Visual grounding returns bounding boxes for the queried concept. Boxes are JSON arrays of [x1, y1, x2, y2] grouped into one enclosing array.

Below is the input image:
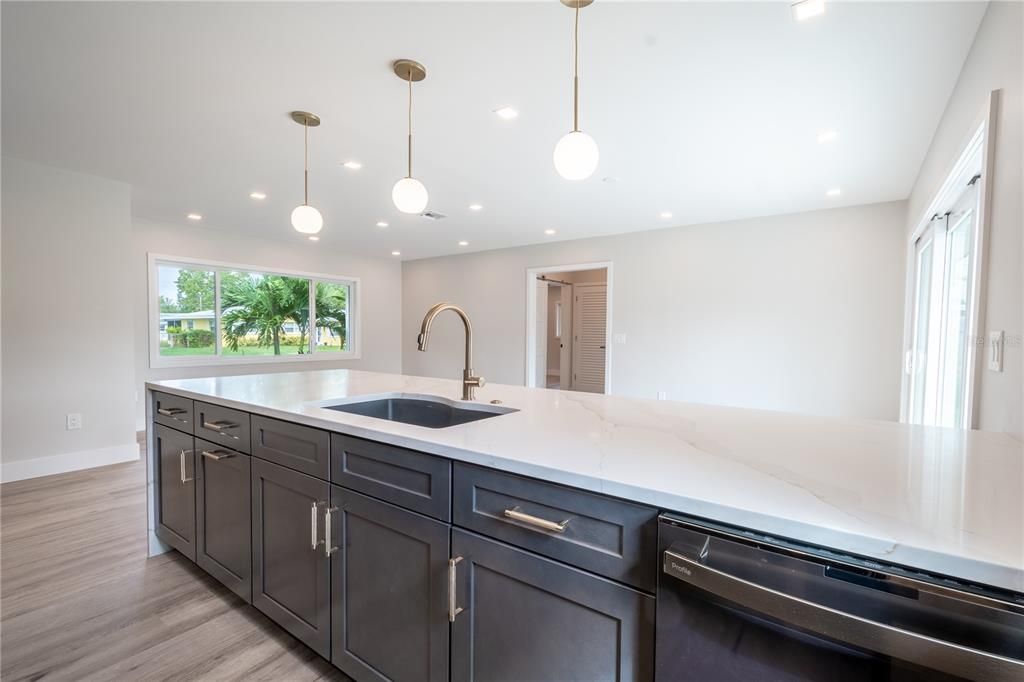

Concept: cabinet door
[[196, 439, 251, 602], [451, 529, 654, 682], [155, 424, 196, 561], [251, 458, 330, 658], [330, 486, 450, 682]]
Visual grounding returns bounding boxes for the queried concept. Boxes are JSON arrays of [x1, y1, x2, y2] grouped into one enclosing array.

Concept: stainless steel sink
[[320, 393, 517, 429]]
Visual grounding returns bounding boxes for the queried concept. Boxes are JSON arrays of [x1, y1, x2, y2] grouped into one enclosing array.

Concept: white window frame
[[148, 253, 361, 369], [899, 91, 997, 428]]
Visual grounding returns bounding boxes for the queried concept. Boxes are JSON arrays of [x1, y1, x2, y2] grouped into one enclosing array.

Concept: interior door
[[559, 284, 573, 389], [535, 280, 548, 387], [571, 282, 607, 393]]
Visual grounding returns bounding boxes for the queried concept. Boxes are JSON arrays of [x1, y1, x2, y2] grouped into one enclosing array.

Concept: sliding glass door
[[906, 180, 979, 428]]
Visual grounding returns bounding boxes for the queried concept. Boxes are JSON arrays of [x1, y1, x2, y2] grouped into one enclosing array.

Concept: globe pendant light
[[290, 111, 323, 234], [553, 0, 599, 180], [392, 59, 429, 214]]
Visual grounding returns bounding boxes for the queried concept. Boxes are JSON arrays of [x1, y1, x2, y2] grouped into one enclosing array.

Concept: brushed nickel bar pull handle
[[179, 450, 193, 483], [324, 506, 339, 557], [202, 420, 240, 438], [448, 556, 464, 622], [158, 407, 186, 416], [310, 501, 321, 551], [503, 506, 570, 533], [201, 449, 235, 461], [662, 549, 1024, 680]]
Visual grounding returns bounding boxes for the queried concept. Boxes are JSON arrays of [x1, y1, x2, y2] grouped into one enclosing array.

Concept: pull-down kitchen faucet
[[416, 303, 485, 401]]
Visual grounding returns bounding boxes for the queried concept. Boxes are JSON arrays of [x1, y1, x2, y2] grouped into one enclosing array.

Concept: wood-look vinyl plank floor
[[1, 446, 346, 681]]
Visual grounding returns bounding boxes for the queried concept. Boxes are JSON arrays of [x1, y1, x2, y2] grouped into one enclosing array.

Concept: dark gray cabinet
[[252, 416, 330, 479], [196, 439, 251, 602], [251, 458, 331, 658], [155, 423, 196, 561], [331, 434, 451, 522], [330, 486, 450, 682], [451, 529, 655, 682]]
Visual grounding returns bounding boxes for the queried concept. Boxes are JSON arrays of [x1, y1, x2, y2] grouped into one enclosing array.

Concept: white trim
[[525, 261, 613, 393], [899, 91, 996, 428], [0, 442, 139, 483], [148, 252, 362, 369]]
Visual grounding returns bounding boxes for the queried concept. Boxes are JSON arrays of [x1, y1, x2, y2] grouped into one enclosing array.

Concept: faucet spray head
[[416, 331, 429, 351]]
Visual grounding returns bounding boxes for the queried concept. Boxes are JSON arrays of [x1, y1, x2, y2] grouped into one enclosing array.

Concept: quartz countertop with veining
[[148, 369, 1024, 593]]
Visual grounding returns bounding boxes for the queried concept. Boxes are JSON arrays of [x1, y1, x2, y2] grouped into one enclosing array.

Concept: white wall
[[133, 219, 403, 428], [907, 1, 1022, 438], [403, 201, 907, 421], [1, 158, 138, 481]]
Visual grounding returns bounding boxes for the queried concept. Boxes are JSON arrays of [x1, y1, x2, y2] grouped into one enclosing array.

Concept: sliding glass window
[[151, 256, 358, 367]]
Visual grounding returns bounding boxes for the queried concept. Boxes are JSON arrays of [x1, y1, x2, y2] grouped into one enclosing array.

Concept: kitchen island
[[145, 369, 1023, 680]]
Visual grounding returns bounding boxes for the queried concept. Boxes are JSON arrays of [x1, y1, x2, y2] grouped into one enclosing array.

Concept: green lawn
[[160, 345, 347, 358]]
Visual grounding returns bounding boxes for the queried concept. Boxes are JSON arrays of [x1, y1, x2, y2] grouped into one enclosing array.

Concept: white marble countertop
[[148, 369, 1024, 594]]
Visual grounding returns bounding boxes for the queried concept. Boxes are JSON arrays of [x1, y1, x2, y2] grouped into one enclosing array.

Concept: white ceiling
[[2, 1, 985, 260]]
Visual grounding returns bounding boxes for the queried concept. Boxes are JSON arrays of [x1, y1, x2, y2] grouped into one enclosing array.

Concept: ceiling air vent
[[420, 210, 446, 221]]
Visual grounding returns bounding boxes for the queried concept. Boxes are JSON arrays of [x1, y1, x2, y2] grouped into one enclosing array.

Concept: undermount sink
[[321, 393, 517, 429]]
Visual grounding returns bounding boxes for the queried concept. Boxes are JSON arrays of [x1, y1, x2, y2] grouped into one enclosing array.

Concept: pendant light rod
[[573, 2, 579, 132], [392, 60, 427, 180], [289, 111, 320, 206], [561, 0, 592, 131], [408, 73, 413, 178]]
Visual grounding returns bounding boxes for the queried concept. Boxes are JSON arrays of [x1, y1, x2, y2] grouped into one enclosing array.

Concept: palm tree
[[221, 274, 309, 354], [315, 282, 348, 350]]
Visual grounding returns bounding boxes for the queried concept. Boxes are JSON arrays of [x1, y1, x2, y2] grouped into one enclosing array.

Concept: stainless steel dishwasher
[[656, 514, 1024, 681]]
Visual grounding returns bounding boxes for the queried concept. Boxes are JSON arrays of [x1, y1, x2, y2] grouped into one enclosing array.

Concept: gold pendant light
[[391, 59, 429, 214], [289, 111, 323, 234], [553, 0, 599, 180]]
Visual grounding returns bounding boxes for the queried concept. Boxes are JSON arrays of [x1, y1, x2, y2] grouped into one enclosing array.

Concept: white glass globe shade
[[553, 131, 599, 180], [392, 177, 429, 214], [291, 204, 323, 234]]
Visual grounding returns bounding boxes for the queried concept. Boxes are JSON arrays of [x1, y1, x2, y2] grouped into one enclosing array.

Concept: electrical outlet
[[66, 413, 82, 430], [657, 391, 668, 400]]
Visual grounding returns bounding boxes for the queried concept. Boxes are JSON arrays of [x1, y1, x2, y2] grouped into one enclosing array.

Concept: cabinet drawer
[[153, 391, 194, 433], [251, 416, 329, 479], [331, 434, 451, 522], [453, 463, 658, 592], [195, 401, 251, 453]]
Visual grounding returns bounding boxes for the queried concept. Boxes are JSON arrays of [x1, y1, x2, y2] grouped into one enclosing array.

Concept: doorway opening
[[525, 262, 611, 393]]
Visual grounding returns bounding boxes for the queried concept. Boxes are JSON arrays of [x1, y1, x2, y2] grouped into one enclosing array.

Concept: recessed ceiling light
[[791, 0, 825, 22], [186, 213, 202, 221], [493, 106, 519, 120], [376, 221, 389, 228], [826, 188, 842, 197], [817, 129, 838, 144], [391, 250, 401, 256], [659, 211, 673, 219], [249, 191, 267, 200], [544, 229, 557, 236], [458, 240, 469, 247], [308, 236, 320, 241], [342, 161, 362, 170], [468, 204, 483, 211]]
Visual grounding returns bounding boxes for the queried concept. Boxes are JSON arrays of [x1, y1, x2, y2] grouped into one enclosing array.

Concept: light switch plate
[[613, 333, 627, 344], [66, 413, 82, 430], [988, 331, 1004, 372]]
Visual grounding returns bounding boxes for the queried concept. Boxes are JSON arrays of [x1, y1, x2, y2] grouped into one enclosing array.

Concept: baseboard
[[1, 442, 140, 483]]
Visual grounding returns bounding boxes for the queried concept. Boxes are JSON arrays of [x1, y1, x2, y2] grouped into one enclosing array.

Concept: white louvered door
[[571, 283, 607, 393]]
